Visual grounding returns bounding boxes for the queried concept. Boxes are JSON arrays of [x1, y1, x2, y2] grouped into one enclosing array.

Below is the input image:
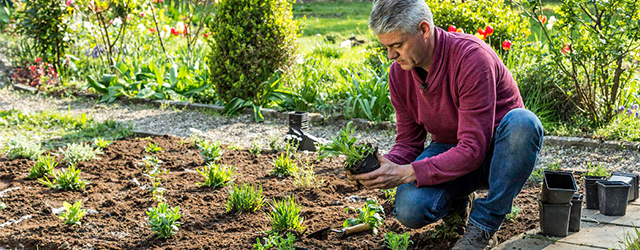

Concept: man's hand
[[352, 154, 416, 189]]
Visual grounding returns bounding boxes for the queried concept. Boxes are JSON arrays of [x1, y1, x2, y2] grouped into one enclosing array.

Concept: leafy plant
[[145, 142, 163, 153], [146, 202, 182, 239], [249, 139, 262, 157], [269, 135, 283, 152], [196, 163, 235, 189], [615, 224, 640, 250], [382, 188, 397, 203], [318, 121, 375, 170], [431, 216, 460, 239], [384, 232, 413, 250], [143, 161, 169, 202], [38, 164, 90, 190], [344, 198, 385, 235], [529, 159, 562, 183], [268, 195, 305, 233], [584, 163, 610, 177], [505, 205, 522, 222], [199, 140, 222, 162], [140, 155, 163, 170], [62, 142, 102, 164], [226, 183, 265, 214], [0, 201, 6, 210], [254, 232, 297, 250], [293, 159, 322, 190], [271, 152, 298, 178], [337, 63, 394, 122], [58, 201, 87, 226], [227, 143, 244, 151], [28, 153, 58, 179], [93, 138, 112, 149], [3, 136, 42, 160]]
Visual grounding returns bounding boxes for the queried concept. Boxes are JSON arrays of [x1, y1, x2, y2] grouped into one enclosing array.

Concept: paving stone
[[493, 235, 601, 250], [558, 222, 633, 249], [581, 205, 640, 226]]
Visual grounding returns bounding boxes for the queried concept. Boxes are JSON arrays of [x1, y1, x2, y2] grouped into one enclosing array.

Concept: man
[[353, 0, 544, 249]]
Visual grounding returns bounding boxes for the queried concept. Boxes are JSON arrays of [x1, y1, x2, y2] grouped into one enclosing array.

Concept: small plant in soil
[[62, 142, 102, 164], [226, 183, 265, 214], [254, 232, 297, 250], [38, 164, 90, 190], [59, 201, 87, 226], [271, 152, 299, 178], [529, 159, 562, 183], [268, 195, 305, 234], [140, 155, 163, 170], [200, 140, 222, 162], [293, 158, 323, 190], [384, 232, 413, 250], [93, 137, 112, 149], [146, 202, 182, 239], [3, 136, 42, 160], [269, 135, 283, 152], [318, 121, 376, 172], [196, 162, 235, 189], [505, 205, 522, 222], [249, 139, 262, 157], [0, 201, 6, 210], [144, 142, 163, 153], [28, 153, 58, 179], [227, 143, 244, 151], [431, 216, 460, 239], [583, 162, 610, 178], [344, 198, 385, 235], [382, 188, 397, 203], [284, 141, 299, 157], [143, 164, 169, 202]]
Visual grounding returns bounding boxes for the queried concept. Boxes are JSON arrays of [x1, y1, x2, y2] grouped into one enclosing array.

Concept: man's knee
[[394, 184, 440, 229], [501, 108, 544, 146]]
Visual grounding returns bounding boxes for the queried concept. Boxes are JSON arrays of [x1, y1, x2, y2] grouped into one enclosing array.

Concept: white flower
[[546, 16, 557, 30], [112, 17, 122, 27], [340, 40, 351, 49], [137, 23, 146, 33], [176, 21, 185, 34]]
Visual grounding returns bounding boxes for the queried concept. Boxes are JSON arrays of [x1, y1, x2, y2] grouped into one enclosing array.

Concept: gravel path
[[1, 88, 639, 175]]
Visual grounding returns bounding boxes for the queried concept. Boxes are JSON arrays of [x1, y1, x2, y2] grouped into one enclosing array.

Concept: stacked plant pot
[[597, 181, 631, 216], [584, 175, 607, 209], [539, 171, 578, 237]]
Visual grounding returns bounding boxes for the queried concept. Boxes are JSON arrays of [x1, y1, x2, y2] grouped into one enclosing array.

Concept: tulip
[[204, 33, 209, 38], [149, 28, 156, 34], [561, 43, 571, 54], [477, 28, 485, 36], [474, 33, 486, 40], [176, 22, 185, 34], [456, 28, 464, 33], [65, 0, 73, 6], [538, 15, 547, 24], [502, 40, 512, 50], [448, 25, 457, 32], [485, 25, 494, 36], [170, 27, 178, 36]]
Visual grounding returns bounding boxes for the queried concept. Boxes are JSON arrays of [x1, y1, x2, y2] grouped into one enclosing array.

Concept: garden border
[[8, 84, 640, 152]]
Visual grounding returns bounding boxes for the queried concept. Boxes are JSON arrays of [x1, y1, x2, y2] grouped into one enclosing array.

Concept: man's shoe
[[452, 224, 498, 250], [442, 192, 476, 232]]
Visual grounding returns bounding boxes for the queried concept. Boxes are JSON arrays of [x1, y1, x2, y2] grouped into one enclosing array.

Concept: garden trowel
[[306, 223, 371, 240]]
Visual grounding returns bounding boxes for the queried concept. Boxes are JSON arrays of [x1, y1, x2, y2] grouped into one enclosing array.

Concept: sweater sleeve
[[411, 48, 497, 186], [383, 65, 428, 165]]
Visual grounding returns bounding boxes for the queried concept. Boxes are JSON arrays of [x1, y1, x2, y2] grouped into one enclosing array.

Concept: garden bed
[[0, 135, 539, 249]]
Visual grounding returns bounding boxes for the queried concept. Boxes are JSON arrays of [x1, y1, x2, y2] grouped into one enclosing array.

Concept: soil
[[0, 135, 541, 250]]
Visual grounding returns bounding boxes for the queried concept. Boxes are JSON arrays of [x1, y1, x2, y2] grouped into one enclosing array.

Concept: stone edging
[[8, 84, 640, 152]]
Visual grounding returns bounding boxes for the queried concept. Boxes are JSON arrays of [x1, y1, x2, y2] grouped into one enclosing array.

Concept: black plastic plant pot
[[288, 111, 309, 131], [569, 193, 583, 232], [610, 172, 639, 202], [584, 175, 607, 209], [597, 181, 631, 216], [541, 171, 578, 204], [348, 151, 380, 175], [538, 199, 572, 237]]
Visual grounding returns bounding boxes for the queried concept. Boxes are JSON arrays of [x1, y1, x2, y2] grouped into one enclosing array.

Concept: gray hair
[[370, 0, 435, 35]]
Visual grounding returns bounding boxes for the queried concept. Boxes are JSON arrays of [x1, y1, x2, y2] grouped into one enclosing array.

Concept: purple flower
[[636, 111, 639, 119], [632, 104, 639, 110], [627, 108, 634, 115], [619, 106, 626, 111]]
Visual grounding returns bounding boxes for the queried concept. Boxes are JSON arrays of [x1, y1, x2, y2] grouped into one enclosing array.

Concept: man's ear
[[419, 21, 431, 40]]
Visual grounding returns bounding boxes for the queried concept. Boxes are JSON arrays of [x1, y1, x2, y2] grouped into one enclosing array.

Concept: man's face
[[377, 28, 430, 71]]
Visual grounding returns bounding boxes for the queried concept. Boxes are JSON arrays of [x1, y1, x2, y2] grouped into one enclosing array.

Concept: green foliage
[[281, 56, 332, 112], [15, 0, 70, 69], [0, 200, 5, 210], [584, 163, 610, 178], [250, 139, 263, 156], [293, 158, 322, 190], [0, 1, 11, 32], [614, 225, 640, 250], [145, 142, 163, 153], [529, 159, 562, 183], [143, 160, 169, 202], [227, 143, 244, 151], [28, 153, 58, 179], [271, 152, 299, 178], [62, 142, 102, 164], [505, 205, 522, 222], [427, 0, 529, 50], [93, 138, 112, 149], [311, 44, 344, 59], [3, 136, 42, 160], [382, 188, 397, 203], [38, 164, 90, 190], [58, 201, 87, 226], [268, 195, 305, 233], [226, 183, 265, 214], [140, 155, 163, 170], [344, 198, 385, 235], [199, 140, 222, 162], [269, 135, 283, 152], [254, 232, 297, 250], [336, 62, 394, 122], [595, 111, 640, 142], [384, 232, 413, 250], [209, 0, 300, 103], [146, 202, 182, 239], [196, 163, 235, 189], [318, 121, 375, 170]]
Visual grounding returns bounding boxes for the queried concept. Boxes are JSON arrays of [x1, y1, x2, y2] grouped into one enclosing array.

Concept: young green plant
[[28, 153, 58, 179], [268, 195, 305, 234], [145, 142, 163, 153], [3, 136, 43, 160], [271, 152, 298, 178], [344, 198, 385, 235], [293, 158, 323, 189], [318, 121, 375, 171], [226, 183, 265, 214], [58, 201, 87, 226], [254, 232, 297, 250], [146, 202, 182, 239], [196, 163, 235, 189], [62, 142, 102, 164], [199, 140, 222, 162], [505, 205, 522, 222], [384, 232, 413, 250], [93, 137, 112, 149], [249, 139, 262, 156], [38, 164, 90, 190], [143, 161, 169, 202]]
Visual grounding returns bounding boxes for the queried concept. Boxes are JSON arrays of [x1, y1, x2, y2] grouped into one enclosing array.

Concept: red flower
[[448, 25, 457, 32], [149, 28, 156, 34], [502, 40, 512, 50], [170, 28, 178, 36], [35, 57, 42, 63], [539, 15, 547, 24], [562, 43, 571, 54], [203, 33, 209, 38], [477, 28, 486, 36], [484, 25, 494, 36]]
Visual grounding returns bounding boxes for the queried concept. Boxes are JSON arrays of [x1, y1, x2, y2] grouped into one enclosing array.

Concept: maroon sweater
[[384, 27, 524, 187]]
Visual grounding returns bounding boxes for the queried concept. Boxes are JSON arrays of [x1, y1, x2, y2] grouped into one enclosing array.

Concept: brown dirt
[[0, 135, 541, 250]]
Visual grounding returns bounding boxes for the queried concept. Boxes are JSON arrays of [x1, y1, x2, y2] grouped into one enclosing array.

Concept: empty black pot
[[597, 181, 631, 216], [538, 199, 572, 237], [349, 151, 380, 175], [541, 171, 577, 204], [610, 172, 639, 202], [584, 175, 607, 209], [569, 193, 583, 232]]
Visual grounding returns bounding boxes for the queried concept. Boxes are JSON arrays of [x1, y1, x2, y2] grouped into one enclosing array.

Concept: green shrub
[[384, 232, 413, 250], [62, 143, 102, 163], [344, 198, 385, 235], [226, 183, 265, 214], [427, 0, 529, 50], [59, 201, 87, 226], [254, 232, 297, 250], [146, 203, 182, 239], [209, 0, 300, 103], [3, 137, 42, 160], [28, 153, 58, 179], [196, 163, 235, 189], [268, 195, 305, 233], [38, 164, 90, 190]]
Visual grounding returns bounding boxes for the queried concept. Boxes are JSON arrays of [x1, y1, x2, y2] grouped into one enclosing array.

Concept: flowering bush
[[12, 58, 60, 88]]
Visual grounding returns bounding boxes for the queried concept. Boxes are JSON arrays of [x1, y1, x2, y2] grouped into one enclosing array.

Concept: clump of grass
[[293, 159, 322, 189], [249, 139, 262, 156], [254, 232, 297, 250], [384, 232, 413, 250], [615, 225, 640, 250], [344, 198, 384, 235], [271, 152, 298, 177], [226, 183, 265, 214], [505, 205, 522, 222], [93, 137, 112, 149], [38, 164, 90, 190], [59, 201, 87, 226], [269, 135, 283, 152], [196, 163, 235, 189], [145, 142, 163, 153], [62, 143, 102, 164], [268, 195, 305, 233], [199, 140, 222, 162], [3, 137, 43, 160], [147, 202, 182, 239], [28, 153, 58, 179]]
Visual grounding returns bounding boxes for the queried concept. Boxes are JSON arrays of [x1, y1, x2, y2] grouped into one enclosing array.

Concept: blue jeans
[[393, 108, 544, 233]]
